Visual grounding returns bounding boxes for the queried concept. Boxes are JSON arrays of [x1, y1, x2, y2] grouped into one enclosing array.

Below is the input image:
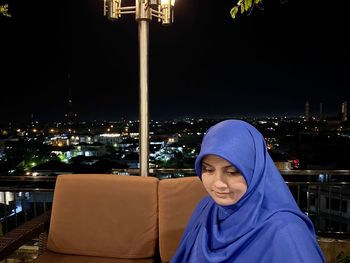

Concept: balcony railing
[[0, 189, 53, 235], [1, 169, 350, 238]]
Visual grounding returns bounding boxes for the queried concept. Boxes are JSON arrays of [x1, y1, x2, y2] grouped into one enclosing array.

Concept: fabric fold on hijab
[[171, 120, 325, 263]]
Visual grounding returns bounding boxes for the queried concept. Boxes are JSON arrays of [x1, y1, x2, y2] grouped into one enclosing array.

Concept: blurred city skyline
[[1, 0, 349, 122]]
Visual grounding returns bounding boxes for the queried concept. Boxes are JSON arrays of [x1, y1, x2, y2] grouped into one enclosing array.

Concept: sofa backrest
[[47, 174, 159, 259], [158, 177, 208, 262]]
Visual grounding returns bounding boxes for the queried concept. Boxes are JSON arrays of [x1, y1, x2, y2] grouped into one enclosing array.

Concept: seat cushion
[[34, 250, 155, 263], [318, 238, 350, 263], [158, 177, 208, 262], [47, 174, 158, 259]]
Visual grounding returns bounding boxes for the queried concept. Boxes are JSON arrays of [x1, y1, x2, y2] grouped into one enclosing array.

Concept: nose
[[213, 171, 228, 189]]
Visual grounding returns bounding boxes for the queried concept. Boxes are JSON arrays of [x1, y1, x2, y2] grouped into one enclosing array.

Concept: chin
[[212, 197, 236, 206]]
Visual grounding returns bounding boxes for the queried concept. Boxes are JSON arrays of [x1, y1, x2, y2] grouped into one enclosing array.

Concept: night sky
[[1, 0, 349, 122]]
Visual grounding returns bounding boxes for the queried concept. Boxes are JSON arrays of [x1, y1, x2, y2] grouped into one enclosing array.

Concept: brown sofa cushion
[[318, 238, 350, 263], [47, 174, 158, 259], [34, 250, 155, 263], [158, 177, 208, 263]]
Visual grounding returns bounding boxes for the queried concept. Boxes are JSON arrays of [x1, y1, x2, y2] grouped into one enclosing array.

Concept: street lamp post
[[104, 0, 175, 176]]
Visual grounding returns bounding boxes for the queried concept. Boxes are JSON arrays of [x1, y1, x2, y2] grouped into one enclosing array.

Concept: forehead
[[202, 155, 236, 168]]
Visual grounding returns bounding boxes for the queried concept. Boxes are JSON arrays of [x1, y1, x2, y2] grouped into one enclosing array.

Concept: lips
[[214, 192, 230, 198]]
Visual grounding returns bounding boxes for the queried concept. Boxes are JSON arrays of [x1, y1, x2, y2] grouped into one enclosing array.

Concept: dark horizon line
[[1, 113, 346, 125]]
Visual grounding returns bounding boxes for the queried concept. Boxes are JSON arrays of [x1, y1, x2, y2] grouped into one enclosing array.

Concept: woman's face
[[201, 155, 247, 206]]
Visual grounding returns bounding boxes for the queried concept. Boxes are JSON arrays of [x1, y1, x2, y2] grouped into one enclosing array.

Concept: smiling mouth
[[214, 192, 230, 198]]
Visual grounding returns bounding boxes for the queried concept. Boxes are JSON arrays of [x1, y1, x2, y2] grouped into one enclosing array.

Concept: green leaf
[[231, 0, 263, 20], [240, 2, 245, 14], [0, 4, 11, 17], [230, 6, 239, 19], [245, 0, 253, 11]]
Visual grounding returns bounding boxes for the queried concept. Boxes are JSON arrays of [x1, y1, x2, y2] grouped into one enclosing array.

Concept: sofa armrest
[[0, 210, 51, 261]]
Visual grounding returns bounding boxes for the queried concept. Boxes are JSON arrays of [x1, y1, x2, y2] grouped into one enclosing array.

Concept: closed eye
[[227, 170, 239, 175], [202, 165, 214, 173]]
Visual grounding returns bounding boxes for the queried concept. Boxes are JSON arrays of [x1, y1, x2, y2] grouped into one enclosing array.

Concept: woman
[[171, 120, 325, 263]]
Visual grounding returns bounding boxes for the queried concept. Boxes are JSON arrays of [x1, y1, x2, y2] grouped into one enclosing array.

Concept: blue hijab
[[171, 120, 325, 263]]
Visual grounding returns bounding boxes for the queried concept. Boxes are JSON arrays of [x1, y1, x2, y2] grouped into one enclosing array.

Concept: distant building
[[64, 84, 77, 124], [69, 134, 94, 145], [319, 103, 323, 121], [0, 140, 6, 158], [342, 101, 348, 122], [0, 137, 19, 158], [70, 142, 107, 158], [47, 135, 69, 147], [305, 101, 310, 122], [97, 133, 122, 146]]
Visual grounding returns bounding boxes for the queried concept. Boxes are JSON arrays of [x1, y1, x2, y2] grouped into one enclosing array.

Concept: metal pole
[[138, 19, 149, 177]]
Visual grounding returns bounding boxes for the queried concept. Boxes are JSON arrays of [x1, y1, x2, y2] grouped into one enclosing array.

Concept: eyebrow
[[202, 161, 237, 170]]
